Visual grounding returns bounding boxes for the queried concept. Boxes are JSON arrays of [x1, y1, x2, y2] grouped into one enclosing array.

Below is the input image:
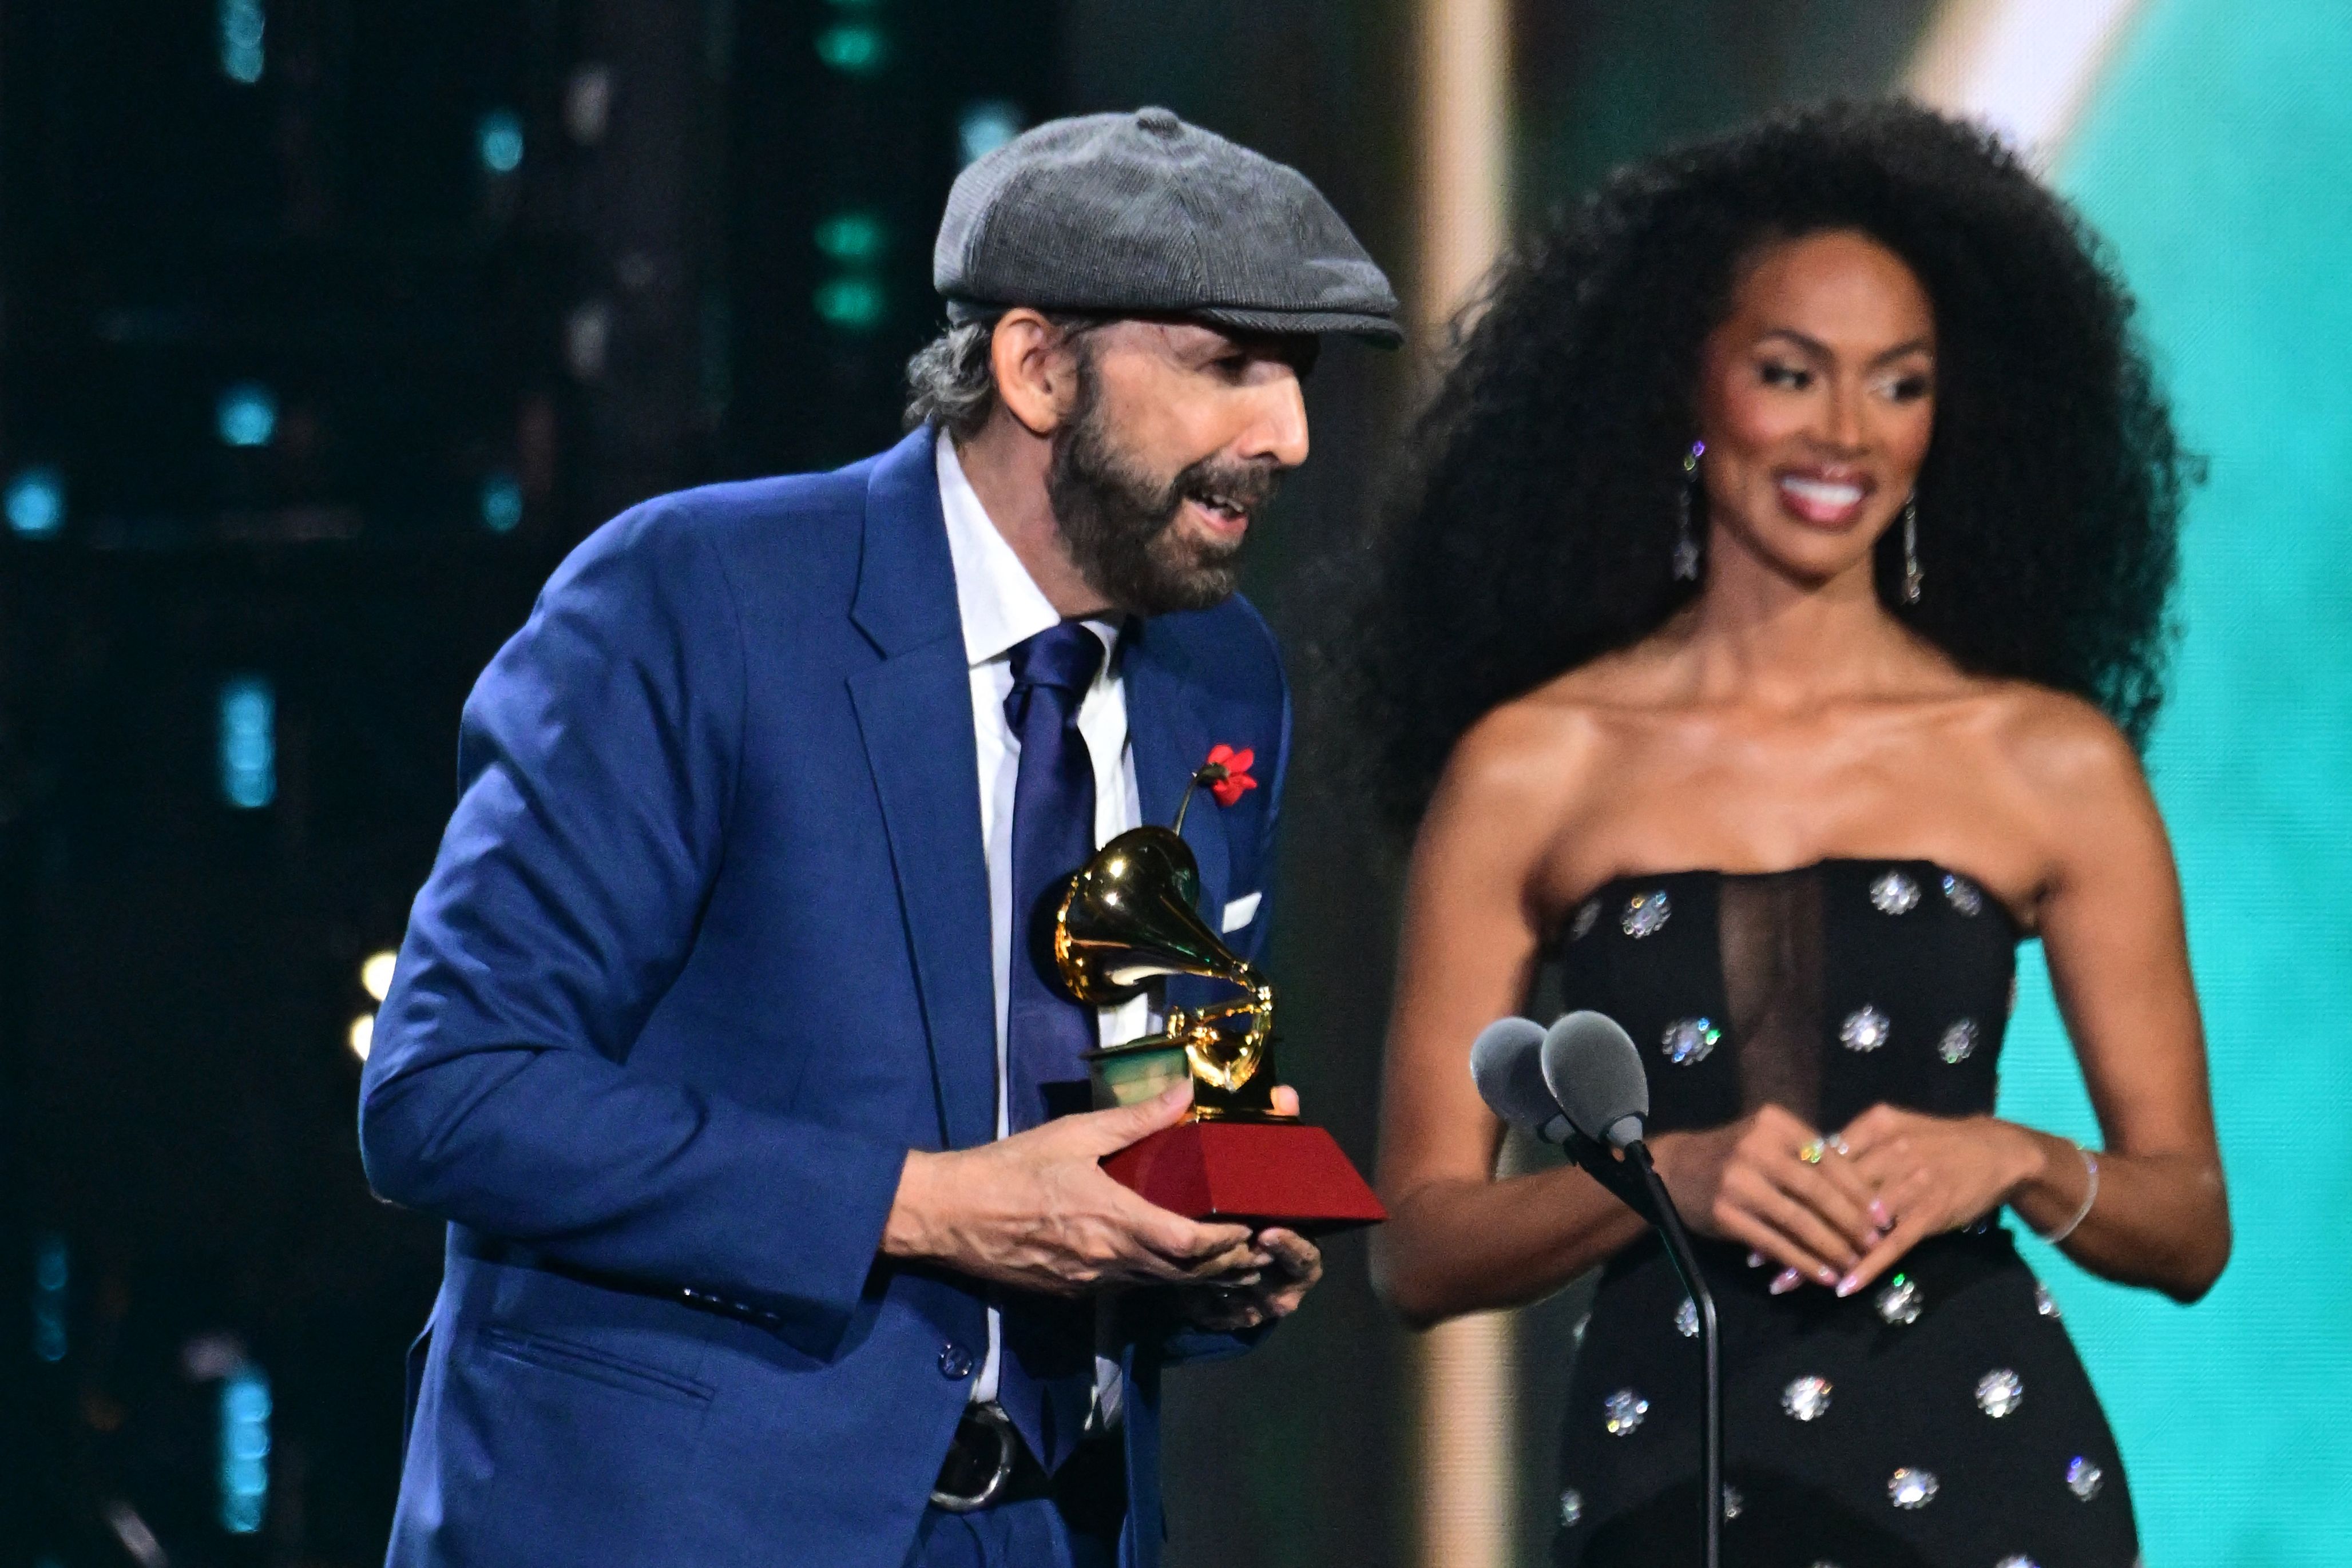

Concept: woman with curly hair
[[1365, 101, 2226, 1566]]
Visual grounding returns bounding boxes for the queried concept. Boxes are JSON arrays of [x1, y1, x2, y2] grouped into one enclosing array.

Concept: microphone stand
[[1565, 1134, 1722, 1568]]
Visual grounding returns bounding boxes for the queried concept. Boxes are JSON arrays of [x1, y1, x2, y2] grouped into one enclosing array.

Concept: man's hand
[[1176, 1226, 1323, 1332], [1171, 1084, 1323, 1331], [881, 1082, 1266, 1296]]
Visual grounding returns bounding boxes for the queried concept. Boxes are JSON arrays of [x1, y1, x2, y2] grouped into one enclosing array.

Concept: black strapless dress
[[1549, 861, 2138, 1568]]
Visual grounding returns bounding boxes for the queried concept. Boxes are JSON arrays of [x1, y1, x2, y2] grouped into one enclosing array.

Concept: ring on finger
[[1797, 1138, 1826, 1165], [1826, 1134, 1851, 1157]]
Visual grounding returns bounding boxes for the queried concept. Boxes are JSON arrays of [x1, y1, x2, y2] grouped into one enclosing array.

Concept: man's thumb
[[1073, 1080, 1193, 1153]]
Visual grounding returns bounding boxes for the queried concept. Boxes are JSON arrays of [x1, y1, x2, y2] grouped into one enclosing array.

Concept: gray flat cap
[[935, 106, 1401, 346]]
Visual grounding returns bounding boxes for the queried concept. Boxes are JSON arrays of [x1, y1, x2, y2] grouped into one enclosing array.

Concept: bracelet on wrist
[[2030, 1144, 2100, 1246]]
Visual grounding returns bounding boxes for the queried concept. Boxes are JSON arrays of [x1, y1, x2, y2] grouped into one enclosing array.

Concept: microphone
[[1538, 1011, 1650, 1152], [1467, 1017, 1570, 1144], [1536, 1009, 1724, 1568], [1528, 1011, 1661, 1223]]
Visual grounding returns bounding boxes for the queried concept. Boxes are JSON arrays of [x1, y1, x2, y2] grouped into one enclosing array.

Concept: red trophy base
[[1101, 1120, 1387, 1234]]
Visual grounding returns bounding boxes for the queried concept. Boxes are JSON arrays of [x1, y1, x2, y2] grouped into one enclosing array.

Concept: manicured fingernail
[[1815, 1265, 1838, 1287], [1836, 1273, 1862, 1297], [1865, 1229, 1885, 1247], [1747, 1251, 1767, 1269], [1869, 1201, 1893, 1228], [1769, 1268, 1801, 1295]]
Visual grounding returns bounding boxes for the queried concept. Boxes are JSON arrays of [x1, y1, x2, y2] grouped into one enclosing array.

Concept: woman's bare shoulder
[[1442, 664, 1651, 803], [1970, 681, 2146, 795], [1958, 681, 2161, 871]]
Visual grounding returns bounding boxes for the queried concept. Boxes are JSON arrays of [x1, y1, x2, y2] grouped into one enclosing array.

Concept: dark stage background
[[0, 4, 1940, 1564]]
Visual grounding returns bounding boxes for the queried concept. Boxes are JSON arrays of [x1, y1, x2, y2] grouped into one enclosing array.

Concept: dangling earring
[[1673, 440, 1704, 581], [1901, 493, 1923, 604]]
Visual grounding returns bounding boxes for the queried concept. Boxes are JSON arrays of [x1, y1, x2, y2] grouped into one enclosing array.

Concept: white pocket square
[[1220, 892, 1262, 933]]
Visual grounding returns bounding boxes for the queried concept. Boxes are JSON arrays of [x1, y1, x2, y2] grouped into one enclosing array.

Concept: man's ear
[[990, 309, 1085, 436]]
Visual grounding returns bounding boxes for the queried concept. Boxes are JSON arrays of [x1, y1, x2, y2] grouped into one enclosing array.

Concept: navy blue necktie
[[997, 620, 1107, 1471]]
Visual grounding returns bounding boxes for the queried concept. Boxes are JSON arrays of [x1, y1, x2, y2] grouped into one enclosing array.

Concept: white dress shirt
[[937, 435, 1151, 1420]]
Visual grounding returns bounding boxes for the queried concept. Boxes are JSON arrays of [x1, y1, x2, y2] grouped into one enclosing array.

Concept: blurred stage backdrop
[[1, 1, 2343, 1564]]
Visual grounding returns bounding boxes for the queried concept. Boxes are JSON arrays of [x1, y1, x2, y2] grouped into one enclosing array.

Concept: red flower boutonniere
[[1196, 744, 1259, 808]]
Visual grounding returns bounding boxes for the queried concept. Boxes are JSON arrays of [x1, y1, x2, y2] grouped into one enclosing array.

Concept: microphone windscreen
[[1468, 1016, 1557, 1131], [1540, 1010, 1649, 1146]]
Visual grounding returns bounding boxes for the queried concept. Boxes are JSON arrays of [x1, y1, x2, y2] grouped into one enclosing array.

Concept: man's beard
[[1045, 364, 1282, 617]]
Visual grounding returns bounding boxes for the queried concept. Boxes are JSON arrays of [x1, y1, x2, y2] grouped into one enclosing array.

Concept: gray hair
[[902, 321, 998, 440], [903, 313, 1102, 440]]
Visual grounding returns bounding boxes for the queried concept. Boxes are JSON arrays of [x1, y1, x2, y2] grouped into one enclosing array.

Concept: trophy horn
[[1053, 825, 1275, 1107]]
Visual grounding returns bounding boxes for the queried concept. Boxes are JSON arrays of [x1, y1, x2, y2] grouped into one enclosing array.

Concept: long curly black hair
[[1350, 100, 2190, 829]]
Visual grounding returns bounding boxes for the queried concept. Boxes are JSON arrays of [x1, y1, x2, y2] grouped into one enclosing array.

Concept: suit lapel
[[847, 429, 997, 1153]]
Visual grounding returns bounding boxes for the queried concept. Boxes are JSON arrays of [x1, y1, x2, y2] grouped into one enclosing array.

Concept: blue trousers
[[900, 1501, 1121, 1568]]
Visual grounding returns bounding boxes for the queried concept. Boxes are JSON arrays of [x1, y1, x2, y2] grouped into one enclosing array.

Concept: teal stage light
[[815, 23, 889, 77], [30, 1233, 68, 1363], [6, 466, 64, 537], [217, 382, 277, 447], [814, 276, 886, 332], [218, 677, 276, 809], [218, 0, 263, 85], [958, 101, 1024, 168], [481, 472, 523, 534], [219, 1368, 272, 1533], [478, 109, 525, 175], [815, 211, 887, 265]]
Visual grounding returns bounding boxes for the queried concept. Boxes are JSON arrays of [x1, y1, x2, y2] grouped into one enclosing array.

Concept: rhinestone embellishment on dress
[[1557, 1488, 1583, 1527], [1942, 873, 1985, 915], [1875, 1274, 1923, 1325], [1662, 1018, 1721, 1066], [1840, 1006, 1891, 1052], [1675, 1299, 1700, 1338], [1622, 891, 1672, 938], [1939, 1019, 1978, 1064], [1976, 1368, 2024, 1418], [2035, 1283, 2062, 1320], [1995, 1557, 2040, 1568], [1870, 870, 1922, 914], [2066, 1457, 2104, 1500], [1781, 1375, 1833, 1422], [1721, 1485, 1743, 1521], [1603, 1390, 1649, 1435], [1570, 899, 1601, 942], [1888, 1467, 1939, 1509]]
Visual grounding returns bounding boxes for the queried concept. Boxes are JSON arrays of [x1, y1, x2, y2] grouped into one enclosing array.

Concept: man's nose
[[1236, 370, 1310, 469]]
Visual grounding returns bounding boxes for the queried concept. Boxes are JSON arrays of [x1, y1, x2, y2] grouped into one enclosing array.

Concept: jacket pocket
[[479, 1325, 715, 1408]]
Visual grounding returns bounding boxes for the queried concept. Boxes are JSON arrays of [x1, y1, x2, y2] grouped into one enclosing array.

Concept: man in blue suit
[[359, 108, 1399, 1567]]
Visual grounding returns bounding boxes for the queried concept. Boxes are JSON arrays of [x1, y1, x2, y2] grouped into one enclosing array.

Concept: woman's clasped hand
[[1651, 1103, 2045, 1299]]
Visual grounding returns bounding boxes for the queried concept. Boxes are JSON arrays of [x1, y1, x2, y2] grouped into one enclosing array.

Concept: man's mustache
[[1172, 457, 1286, 518]]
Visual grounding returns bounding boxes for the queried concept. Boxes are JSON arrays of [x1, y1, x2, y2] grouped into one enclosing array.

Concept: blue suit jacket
[[359, 426, 1292, 1568]]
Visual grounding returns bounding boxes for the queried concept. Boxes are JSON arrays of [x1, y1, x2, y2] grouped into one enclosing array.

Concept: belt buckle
[[930, 1402, 1017, 1513]]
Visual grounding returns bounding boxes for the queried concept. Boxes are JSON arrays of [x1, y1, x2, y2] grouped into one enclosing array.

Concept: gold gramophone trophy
[[1053, 766, 1385, 1232]]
